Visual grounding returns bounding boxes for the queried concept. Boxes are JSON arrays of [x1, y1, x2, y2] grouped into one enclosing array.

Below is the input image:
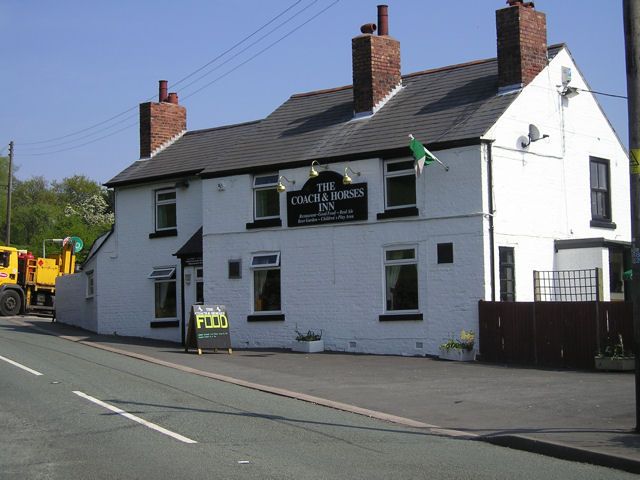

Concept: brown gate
[[478, 300, 633, 369]]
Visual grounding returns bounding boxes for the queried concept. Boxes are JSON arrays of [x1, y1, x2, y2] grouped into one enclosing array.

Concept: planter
[[292, 339, 324, 353], [594, 356, 635, 371], [439, 348, 475, 362]]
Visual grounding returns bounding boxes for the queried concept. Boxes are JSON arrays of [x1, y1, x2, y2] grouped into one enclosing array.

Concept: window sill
[[247, 314, 285, 322], [377, 207, 419, 220], [379, 313, 423, 321], [149, 229, 178, 238], [246, 218, 282, 229], [590, 219, 616, 229], [150, 320, 179, 328]]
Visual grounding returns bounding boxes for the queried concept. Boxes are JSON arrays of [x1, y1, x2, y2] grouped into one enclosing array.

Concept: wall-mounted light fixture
[[174, 179, 189, 189], [343, 166, 361, 185], [217, 182, 225, 191], [521, 124, 549, 148], [309, 160, 321, 178], [276, 175, 295, 193]]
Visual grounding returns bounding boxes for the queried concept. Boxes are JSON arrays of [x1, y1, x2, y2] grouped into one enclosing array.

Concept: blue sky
[[2, 0, 628, 183]]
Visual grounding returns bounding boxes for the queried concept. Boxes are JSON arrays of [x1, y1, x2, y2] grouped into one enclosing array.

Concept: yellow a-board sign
[[185, 305, 232, 355]]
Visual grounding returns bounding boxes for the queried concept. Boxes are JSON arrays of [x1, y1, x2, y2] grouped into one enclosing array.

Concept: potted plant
[[595, 333, 635, 371], [292, 327, 324, 353], [439, 329, 475, 362]]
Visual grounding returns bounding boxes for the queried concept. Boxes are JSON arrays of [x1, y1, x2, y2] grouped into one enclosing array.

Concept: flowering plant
[[295, 327, 323, 342], [440, 330, 475, 352]]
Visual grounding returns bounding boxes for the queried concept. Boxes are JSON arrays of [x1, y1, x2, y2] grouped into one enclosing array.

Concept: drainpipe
[[483, 140, 497, 301]]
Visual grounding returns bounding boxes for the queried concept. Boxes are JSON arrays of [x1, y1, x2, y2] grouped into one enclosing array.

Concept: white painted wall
[[487, 47, 630, 302], [203, 147, 486, 356], [95, 177, 203, 341], [56, 268, 97, 332]]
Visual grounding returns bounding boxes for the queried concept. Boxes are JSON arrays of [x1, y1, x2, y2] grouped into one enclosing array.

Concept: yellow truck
[[0, 238, 78, 316]]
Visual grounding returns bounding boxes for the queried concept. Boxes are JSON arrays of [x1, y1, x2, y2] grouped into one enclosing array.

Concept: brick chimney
[[496, 1, 548, 91], [139, 80, 187, 159], [351, 5, 401, 117]]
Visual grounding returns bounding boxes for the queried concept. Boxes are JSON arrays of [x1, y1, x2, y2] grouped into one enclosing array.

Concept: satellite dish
[[528, 124, 542, 142], [521, 124, 549, 148]]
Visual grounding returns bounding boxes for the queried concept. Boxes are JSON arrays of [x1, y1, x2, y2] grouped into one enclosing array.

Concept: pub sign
[[286, 170, 368, 227]]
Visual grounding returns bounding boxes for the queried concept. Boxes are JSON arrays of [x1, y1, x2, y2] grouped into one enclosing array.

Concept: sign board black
[[185, 304, 232, 354], [286, 170, 367, 227]]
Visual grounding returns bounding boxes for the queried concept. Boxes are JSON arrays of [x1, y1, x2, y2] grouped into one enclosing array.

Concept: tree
[[8, 175, 113, 263]]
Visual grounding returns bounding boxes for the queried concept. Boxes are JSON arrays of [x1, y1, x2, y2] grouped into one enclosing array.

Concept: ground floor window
[[384, 246, 418, 311], [149, 266, 177, 318], [251, 252, 281, 312], [499, 247, 515, 302]]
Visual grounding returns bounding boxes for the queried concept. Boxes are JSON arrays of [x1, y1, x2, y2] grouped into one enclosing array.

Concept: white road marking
[[0, 354, 43, 376], [73, 391, 197, 444]]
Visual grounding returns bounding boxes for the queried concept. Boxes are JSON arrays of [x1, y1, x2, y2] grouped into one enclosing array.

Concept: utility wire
[[17, 0, 307, 147], [579, 88, 627, 100], [18, 0, 341, 157], [183, 0, 341, 101]]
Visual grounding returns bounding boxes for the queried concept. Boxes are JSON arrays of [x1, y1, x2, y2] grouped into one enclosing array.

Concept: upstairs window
[[590, 157, 611, 222], [253, 174, 280, 220], [155, 189, 177, 231], [499, 247, 515, 302], [384, 160, 416, 210]]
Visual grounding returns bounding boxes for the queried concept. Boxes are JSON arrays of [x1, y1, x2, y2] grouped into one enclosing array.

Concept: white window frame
[[253, 174, 280, 221], [250, 252, 282, 313], [383, 245, 419, 313], [384, 159, 417, 210], [148, 267, 176, 280], [85, 270, 95, 298], [149, 266, 177, 319], [155, 188, 177, 231]]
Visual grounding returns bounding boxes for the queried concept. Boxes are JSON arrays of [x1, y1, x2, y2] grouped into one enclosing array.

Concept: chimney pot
[[159, 80, 168, 102], [167, 92, 179, 105], [360, 23, 376, 34], [377, 5, 389, 35]]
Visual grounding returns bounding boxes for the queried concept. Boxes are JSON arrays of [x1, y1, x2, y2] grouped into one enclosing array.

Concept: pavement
[[6, 315, 640, 474]]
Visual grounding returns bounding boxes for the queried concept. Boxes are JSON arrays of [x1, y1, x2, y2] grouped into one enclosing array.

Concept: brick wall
[[496, 4, 547, 89], [139, 102, 186, 159], [352, 34, 401, 115]]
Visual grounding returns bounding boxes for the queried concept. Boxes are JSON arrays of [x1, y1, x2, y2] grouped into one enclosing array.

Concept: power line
[[16, 0, 341, 157], [183, 0, 341, 101], [17, 0, 307, 147]]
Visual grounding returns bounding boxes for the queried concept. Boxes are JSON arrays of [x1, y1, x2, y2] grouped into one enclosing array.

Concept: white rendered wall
[[203, 146, 487, 356], [96, 177, 202, 341], [486, 47, 630, 302], [56, 267, 97, 332]]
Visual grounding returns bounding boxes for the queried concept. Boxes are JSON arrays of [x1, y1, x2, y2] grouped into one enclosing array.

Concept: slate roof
[[106, 45, 563, 187]]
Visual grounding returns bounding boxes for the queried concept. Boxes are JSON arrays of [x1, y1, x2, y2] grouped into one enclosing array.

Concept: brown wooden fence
[[478, 301, 633, 370]]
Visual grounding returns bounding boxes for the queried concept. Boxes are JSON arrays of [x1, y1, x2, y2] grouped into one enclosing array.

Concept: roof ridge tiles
[[184, 119, 262, 136]]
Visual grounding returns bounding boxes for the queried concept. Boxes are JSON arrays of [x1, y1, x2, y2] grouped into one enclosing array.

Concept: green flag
[[409, 135, 439, 175]]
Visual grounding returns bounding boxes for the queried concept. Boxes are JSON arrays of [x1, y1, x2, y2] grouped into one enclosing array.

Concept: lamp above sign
[[286, 170, 368, 227]]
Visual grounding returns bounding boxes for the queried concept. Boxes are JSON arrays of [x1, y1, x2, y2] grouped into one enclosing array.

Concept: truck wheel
[[0, 290, 21, 316]]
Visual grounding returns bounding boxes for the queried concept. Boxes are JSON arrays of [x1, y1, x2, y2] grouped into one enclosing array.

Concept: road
[[0, 319, 636, 480]]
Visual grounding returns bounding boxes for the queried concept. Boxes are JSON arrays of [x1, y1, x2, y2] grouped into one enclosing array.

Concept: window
[[437, 243, 454, 264], [384, 247, 418, 311], [384, 160, 416, 209], [228, 259, 241, 279], [499, 247, 515, 302], [251, 252, 281, 312], [196, 267, 204, 304], [590, 157, 611, 222], [253, 174, 280, 220], [86, 270, 95, 298], [150, 266, 177, 318], [155, 189, 177, 231]]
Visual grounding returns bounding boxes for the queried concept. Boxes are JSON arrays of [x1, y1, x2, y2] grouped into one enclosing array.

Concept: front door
[[182, 262, 204, 342]]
